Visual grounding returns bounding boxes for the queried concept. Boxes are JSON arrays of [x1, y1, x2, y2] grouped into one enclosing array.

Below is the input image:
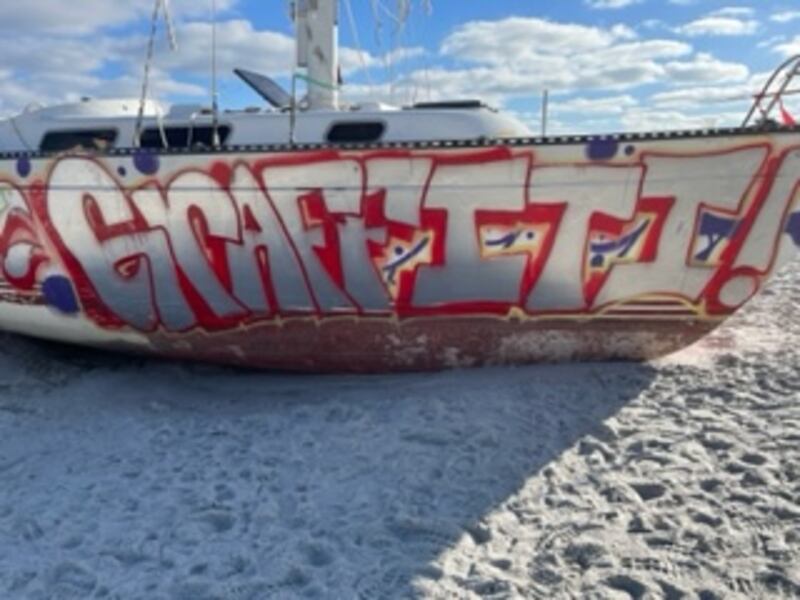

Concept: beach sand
[[0, 264, 797, 599]]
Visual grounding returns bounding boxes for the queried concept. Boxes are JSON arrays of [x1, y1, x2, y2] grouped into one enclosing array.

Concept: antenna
[[211, 0, 220, 147]]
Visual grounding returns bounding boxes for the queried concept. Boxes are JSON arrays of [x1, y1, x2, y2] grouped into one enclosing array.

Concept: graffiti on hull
[[0, 142, 798, 335]]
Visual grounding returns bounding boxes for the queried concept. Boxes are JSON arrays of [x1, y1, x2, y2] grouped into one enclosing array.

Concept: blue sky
[[0, 0, 798, 133]]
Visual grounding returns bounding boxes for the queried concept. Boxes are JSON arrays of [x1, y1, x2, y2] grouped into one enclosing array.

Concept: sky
[[0, 0, 798, 134]]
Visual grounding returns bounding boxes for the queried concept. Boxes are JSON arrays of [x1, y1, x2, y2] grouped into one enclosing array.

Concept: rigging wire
[[343, 0, 375, 90], [133, 0, 163, 147], [210, 0, 220, 148], [162, 0, 178, 52], [368, 0, 408, 103], [285, 0, 434, 108], [289, 0, 298, 144], [401, 0, 433, 105], [368, 0, 383, 59], [133, 0, 178, 148], [365, 0, 433, 105], [388, 1, 407, 103], [9, 114, 32, 151]]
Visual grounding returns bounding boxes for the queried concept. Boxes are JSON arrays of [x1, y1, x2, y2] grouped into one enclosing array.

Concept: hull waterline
[[0, 128, 797, 372]]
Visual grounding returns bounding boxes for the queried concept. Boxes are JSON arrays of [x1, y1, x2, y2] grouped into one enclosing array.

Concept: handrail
[[742, 54, 800, 127]]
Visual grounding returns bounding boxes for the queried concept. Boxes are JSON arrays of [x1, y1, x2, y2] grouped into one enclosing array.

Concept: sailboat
[[0, 0, 797, 372]]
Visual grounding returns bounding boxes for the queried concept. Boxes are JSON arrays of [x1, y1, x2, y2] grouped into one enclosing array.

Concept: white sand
[[0, 266, 798, 599]]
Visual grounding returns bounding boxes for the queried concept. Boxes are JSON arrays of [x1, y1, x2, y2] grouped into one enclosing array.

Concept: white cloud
[[551, 94, 639, 115], [770, 11, 800, 24], [0, 0, 239, 35], [147, 20, 423, 79], [774, 36, 800, 57], [610, 24, 639, 40], [711, 7, 756, 19], [645, 70, 777, 118], [676, 8, 760, 37], [621, 107, 744, 131], [145, 20, 296, 77], [677, 17, 759, 37], [641, 19, 665, 30], [442, 17, 630, 61], [0, 9, 425, 118], [758, 35, 786, 49], [0, 0, 246, 116], [339, 16, 756, 118], [650, 83, 752, 109], [663, 53, 749, 83], [584, 0, 642, 9], [440, 18, 691, 92], [0, 4, 774, 135]]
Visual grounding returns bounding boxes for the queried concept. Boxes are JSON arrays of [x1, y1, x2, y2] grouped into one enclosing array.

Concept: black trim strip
[[1, 124, 798, 161]]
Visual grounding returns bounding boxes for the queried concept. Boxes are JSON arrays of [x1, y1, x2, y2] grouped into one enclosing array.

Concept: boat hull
[[149, 316, 718, 372], [0, 129, 797, 371]]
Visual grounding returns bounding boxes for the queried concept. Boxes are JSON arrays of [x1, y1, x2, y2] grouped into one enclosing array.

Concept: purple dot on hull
[[586, 138, 619, 161], [117, 166, 127, 177], [133, 151, 160, 175], [16, 157, 31, 178], [625, 145, 636, 156], [785, 212, 800, 246], [42, 275, 80, 315]]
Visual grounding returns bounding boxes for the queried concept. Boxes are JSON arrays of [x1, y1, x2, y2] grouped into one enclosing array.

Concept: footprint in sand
[[630, 482, 667, 502], [47, 561, 97, 599], [604, 574, 649, 599]]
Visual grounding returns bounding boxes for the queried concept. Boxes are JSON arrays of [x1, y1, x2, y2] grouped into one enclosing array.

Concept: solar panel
[[234, 68, 293, 109]]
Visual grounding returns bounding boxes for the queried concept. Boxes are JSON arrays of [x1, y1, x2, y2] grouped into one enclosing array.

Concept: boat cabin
[[0, 74, 530, 155]]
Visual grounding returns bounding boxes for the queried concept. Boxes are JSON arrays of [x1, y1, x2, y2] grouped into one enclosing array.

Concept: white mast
[[295, 0, 339, 111]]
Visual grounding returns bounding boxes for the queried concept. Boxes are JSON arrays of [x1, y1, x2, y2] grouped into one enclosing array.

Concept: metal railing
[[742, 54, 800, 127]]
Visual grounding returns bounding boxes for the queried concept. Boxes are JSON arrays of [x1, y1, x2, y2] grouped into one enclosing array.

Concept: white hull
[[0, 128, 797, 370]]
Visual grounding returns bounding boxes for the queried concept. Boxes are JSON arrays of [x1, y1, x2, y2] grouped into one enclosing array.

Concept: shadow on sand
[[0, 334, 658, 599]]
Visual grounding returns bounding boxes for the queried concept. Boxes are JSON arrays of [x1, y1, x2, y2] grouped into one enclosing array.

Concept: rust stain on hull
[[148, 317, 718, 372]]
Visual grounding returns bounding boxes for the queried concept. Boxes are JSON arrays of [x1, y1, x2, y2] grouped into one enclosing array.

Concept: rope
[[133, 0, 163, 147], [294, 72, 341, 91], [9, 116, 32, 152]]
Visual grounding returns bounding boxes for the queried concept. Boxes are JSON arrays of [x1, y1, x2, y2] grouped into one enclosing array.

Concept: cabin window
[[326, 122, 385, 143], [40, 129, 117, 153], [139, 125, 231, 149], [412, 100, 485, 110]]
